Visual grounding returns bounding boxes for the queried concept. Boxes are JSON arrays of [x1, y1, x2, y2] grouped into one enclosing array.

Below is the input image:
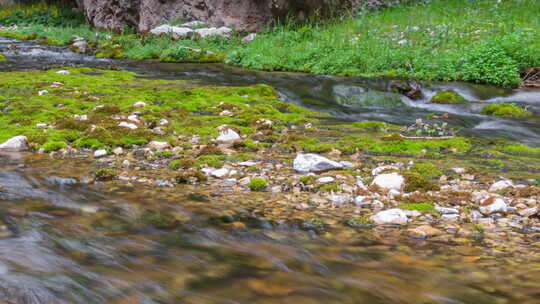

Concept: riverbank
[[1, 0, 539, 87]]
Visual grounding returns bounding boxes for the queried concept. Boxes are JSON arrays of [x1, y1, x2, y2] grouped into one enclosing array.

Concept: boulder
[[371, 208, 408, 225], [0, 136, 28, 151], [293, 154, 343, 173]]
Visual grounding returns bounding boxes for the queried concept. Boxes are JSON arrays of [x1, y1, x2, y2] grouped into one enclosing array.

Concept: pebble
[[371, 208, 408, 225], [489, 180, 514, 192], [216, 128, 241, 143], [318, 176, 335, 184], [435, 206, 459, 214], [211, 168, 230, 179], [518, 206, 538, 217], [408, 225, 442, 238], [38, 90, 49, 96], [328, 195, 352, 207], [113, 147, 124, 155], [133, 101, 147, 107], [148, 141, 170, 150], [480, 198, 508, 215], [293, 154, 343, 173], [119, 122, 138, 130], [56, 70, 70, 75], [94, 149, 107, 158], [372, 173, 405, 191]]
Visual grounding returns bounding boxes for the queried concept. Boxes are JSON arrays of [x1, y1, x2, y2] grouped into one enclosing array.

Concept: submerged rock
[[371, 208, 408, 225], [0, 136, 28, 151], [293, 154, 343, 173]]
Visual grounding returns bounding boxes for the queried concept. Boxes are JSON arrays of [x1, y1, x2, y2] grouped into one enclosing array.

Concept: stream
[[0, 37, 540, 304]]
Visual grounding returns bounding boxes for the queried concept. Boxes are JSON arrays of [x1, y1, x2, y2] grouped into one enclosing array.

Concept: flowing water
[[0, 37, 539, 304]]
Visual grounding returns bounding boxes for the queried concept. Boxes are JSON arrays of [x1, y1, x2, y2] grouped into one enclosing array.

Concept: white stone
[[371, 208, 408, 225], [150, 25, 194, 40], [452, 168, 466, 174], [0, 136, 28, 151], [388, 189, 401, 198], [211, 168, 229, 178], [118, 122, 138, 130], [159, 119, 169, 125], [113, 147, 124, 155], [356, 179, 367, 190], [195, 26, 232, 38], [38, 90, 48, 96], [404, 210, 421, 217], [224, 178, 237, 185], [339, 161, 354, 168], [133, 101, 147, 108], [435, 206, 459, 214], [242, 33, 257, 43], [148, 141, 170, 150], [216, 129, 241, 143], [94, 149, 107, 158], [479, 198, 508, 215], [293, 154, 343, 173], [489, 180, 514, 192], [354, 195, 366, 206], [328, 195, 352, 207], [441, 214, 459, 222], [371, 173, 405, 191], [318, 176, 335, 184], [56, 70, 70, 75], [239, 161, 257, 167], [71, 40, 87, 53], [36, 123, 48, 129], [128, 114, 140, 123]]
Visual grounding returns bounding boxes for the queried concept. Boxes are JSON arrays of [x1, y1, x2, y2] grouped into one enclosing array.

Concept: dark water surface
[[0, 38, 539, 304]]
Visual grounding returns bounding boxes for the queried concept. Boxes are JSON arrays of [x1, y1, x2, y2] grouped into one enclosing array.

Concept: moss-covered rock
[[248, 177, 268, 191], [430, 90, 467, 104], [480, 103, 532, 119]]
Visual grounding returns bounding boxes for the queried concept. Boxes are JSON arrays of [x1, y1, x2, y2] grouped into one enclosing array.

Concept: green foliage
[[41, 141, 66, 152], [0, 4, 85, 27], [0, 53, 5, 62], [480, 103, 532, 119], [410, 163, 443, 179], [430, 91, 467, 104], [534, 179, 540, 186], [351, 121, 391, 131], [248, 177, 268, 191], [402, 171, 440, 192]]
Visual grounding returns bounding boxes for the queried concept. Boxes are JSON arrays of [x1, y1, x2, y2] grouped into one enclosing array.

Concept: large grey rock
[[293, 154, 343, 173], [0, 136, 28, 151]]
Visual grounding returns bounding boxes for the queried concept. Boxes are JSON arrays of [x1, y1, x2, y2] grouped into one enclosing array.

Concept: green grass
[[226, 0, 540, 87]]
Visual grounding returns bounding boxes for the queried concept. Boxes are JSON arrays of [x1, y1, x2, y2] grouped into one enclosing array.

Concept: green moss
[[318, 183, 341, 192], [351, 121, 392, 132], [480, 103, 532, 119], [410, 163, 443, 179], [197, 155, 225, 168], [402, 171, 440, 193], [94, 168, 116, 181], [41, 141, 66, 152], [248, 178, 268, 191], [399, 202, 436, 213], [430, 91, 468, 104], [346, 216, 374, 228], [299, 175, 317, 185], [0, 53, 5, 62], [169, 158, 200, 170], [175, 169, 207, 184]]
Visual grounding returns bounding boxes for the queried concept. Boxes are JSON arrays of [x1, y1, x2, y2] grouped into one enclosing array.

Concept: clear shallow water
[[1, 37, 540, 146], [0, 38, 540, 304]]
